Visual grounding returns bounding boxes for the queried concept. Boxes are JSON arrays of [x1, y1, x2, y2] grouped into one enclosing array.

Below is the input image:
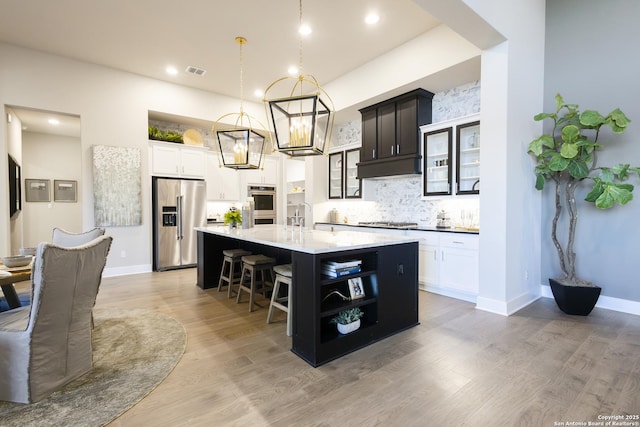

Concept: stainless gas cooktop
[[358, 221, 418, 229]]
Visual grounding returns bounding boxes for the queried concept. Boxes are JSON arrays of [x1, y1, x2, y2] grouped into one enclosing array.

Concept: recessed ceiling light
[[166, 66, 178, 76], [288, 66, 299, 76], [254, 89, 264, 98], [48, 118, 60, 125], [299, 23, 312, 36], [365, 13, 380, 25]]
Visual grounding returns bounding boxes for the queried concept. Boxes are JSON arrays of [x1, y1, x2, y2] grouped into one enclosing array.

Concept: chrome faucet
[[292, 202, 312, 226]]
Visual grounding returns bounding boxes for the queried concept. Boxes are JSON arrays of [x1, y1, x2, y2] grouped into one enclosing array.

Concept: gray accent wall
[[543, 0, 640, 301]]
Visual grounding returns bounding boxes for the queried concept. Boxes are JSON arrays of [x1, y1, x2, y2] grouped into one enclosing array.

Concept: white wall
[[0, 42, 265, 274], [326, 25, 481, 111], [412, 0, 546, 315], [22, 131, 82, 247]]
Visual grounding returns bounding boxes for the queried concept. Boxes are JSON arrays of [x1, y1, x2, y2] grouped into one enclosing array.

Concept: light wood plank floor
[[77, 269, 640, 426]]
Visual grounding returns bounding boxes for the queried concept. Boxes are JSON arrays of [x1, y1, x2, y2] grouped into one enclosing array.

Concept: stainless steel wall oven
[[247, 185, 276, 225]]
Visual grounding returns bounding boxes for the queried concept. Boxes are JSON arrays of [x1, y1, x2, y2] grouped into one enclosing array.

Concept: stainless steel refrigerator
[[152, 177, 206, 271]]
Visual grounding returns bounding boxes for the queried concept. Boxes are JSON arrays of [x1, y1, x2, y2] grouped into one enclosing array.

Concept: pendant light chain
[[236, 36, 246, 116], [298, 0, 304, 77], [262, 0, 335, 157]]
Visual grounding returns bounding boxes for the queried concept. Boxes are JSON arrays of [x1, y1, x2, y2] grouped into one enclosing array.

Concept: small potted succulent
[[223, 207, 242, 228], [329, 307, 364, 334]]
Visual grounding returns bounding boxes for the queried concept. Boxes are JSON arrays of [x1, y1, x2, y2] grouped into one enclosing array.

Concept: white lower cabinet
[[419, 243, 440, 288], [313, 225, 479, 303], [439, 234, 479, 295], [409, 230, 479, 302]]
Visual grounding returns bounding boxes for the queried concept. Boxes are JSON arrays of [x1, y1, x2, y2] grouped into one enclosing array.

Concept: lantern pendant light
[[213, 37, 267, 169], [263, 0, 335, 157]]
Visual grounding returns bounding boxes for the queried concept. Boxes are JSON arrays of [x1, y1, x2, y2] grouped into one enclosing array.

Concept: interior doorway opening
[[5, 106, 81, 253]]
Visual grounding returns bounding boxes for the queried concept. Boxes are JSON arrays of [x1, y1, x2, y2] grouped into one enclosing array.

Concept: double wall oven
[[247, 185, 277, 225]]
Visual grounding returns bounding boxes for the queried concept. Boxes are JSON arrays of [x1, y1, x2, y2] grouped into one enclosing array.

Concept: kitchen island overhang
[[196, 225, 420, 367]]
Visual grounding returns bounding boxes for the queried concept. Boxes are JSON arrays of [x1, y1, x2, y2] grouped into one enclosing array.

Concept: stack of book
[[321, 260, 362, 278]]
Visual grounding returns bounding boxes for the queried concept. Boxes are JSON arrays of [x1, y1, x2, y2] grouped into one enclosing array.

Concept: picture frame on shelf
[[25, 179, 50, 202], [348, 277, 365, 300], [54, 179, 78, 202]]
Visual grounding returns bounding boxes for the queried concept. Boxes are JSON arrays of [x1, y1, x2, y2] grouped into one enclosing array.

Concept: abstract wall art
[[92, 145, 142, 226]]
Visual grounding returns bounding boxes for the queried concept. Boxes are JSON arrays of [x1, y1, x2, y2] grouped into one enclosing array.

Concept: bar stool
[[217, 249, 252, 298], [236, 254, 275, 312], [267, 263, 293, 336]]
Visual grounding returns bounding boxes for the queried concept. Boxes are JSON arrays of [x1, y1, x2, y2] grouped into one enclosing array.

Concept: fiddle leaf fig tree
[[528, 94, 640, 286]]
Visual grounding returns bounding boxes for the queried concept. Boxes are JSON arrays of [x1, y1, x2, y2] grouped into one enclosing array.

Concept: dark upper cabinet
[[397, 96, 426, 157], [377, 103, 396, 159], [360, 109, 377, 162], [358, 89, 434, 179]]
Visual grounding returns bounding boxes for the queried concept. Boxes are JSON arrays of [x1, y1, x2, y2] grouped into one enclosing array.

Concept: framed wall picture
[[54, 179, 78, 202], [348, 277, 365, 300], [25, 179, 50, 202]]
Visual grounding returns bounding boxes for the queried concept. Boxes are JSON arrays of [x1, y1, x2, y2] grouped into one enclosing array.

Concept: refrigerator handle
[[176, 195, 183, 240]]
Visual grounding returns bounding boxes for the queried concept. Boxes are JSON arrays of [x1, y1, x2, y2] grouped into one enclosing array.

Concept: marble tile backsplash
[[432, 80, 481, 122], [330, 80, 482, 227]]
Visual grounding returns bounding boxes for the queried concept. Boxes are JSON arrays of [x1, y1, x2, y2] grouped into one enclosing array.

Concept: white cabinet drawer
[[406, 230, 440, 247], [440, 233, 479, 250]]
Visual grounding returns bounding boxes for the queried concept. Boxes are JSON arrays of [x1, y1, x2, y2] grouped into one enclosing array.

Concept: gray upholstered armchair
[[0, 235, 112, 403], [51, 227, 105, 247]]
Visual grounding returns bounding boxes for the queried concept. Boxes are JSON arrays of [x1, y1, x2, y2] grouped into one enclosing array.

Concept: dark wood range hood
[[357, 89, 434, 179]]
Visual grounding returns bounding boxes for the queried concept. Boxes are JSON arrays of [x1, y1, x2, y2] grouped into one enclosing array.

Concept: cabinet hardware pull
[[373, 148, 376, 158], [391, 145, 394, 155], [396, 144, 400, 155], [452, 241, 464, 244]]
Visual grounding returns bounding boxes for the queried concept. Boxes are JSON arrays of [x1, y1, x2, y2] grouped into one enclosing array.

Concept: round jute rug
[[0, 309, 187, 426]]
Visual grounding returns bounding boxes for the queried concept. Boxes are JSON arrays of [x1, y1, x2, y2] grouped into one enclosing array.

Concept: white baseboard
[[475, 291, 540, 316], [420, 283, 477, 304], [421, 281, 540, 317], [103, 264, 152, 278], [540, 285, 640, 316]]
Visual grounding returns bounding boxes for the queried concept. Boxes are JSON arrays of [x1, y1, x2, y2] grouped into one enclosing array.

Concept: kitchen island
[[196, 225, 419, 367]]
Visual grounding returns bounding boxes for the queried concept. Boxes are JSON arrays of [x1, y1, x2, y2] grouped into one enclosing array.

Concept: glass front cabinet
[[423, 114, 480, 197], [328, 152, 343, 199], [328, 149, 362, 199], [344, 149, 361, 198]]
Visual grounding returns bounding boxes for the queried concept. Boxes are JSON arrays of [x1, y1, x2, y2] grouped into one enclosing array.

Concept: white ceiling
[[0, 0, 479, 134], [8, 108, 81, 138]]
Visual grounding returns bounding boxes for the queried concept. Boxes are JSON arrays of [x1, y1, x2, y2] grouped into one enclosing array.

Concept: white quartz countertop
[[196, 225, 419, 254]]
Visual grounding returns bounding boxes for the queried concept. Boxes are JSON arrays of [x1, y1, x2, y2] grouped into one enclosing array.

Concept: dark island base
[[197, 231, 419, 367]]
